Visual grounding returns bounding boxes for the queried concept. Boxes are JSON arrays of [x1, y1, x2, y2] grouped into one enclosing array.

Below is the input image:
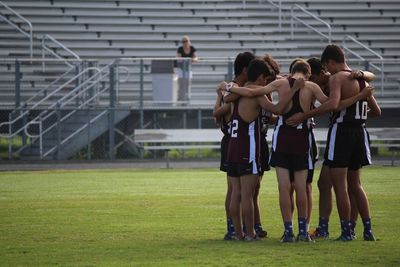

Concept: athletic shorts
[[219, 134, 229, 172], [260, 136, 271, 172], [269, 151, 309, 172], [227, 161, 264, 177], [324, 123, 371, 170]]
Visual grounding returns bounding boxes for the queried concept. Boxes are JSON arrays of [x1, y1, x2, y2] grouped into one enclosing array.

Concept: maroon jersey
[[331, 70, 368, 126], [227, 100, 262, 165], [271, 77, 310, 156], [220, 116, 231, 136]]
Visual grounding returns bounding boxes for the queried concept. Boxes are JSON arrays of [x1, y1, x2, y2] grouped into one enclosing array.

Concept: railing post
[[227, 60, 233, 82], [198, 109, 202, 159], [139, 59, 144, 128], [380, 61, 384, 97], [22, 108, 27, 147], [87, 109, 91, 160], [15, 60, 21, 109], [290, 7, 294, 39], [39, 121, 43, 159], [41, 37, 46, 72], [75, 64, 80, 107], [56, 104, 61, 160], [364, 60, 370, 72], [109, 65, 115, 160], [88, 61, 94, 105], [8, 112, 12, 160], [278, 0, 282, 32]]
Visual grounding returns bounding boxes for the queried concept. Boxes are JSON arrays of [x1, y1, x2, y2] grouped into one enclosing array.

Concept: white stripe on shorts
[[272, 116, 283, 152], [328, 123, 338, 161], [363, 127, 372, 164], [308, 131, 314, 170]]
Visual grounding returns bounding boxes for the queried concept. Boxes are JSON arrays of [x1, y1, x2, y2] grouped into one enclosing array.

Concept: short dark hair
[[321, 44, 345, 64], [291, 60, 311, 76], [234, 52, 255, 77], [247, 58, 271, 82], [307, 57, 323, 76]]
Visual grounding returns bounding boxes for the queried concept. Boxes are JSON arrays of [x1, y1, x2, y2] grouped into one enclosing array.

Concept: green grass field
[[1, 167, 399, 266]]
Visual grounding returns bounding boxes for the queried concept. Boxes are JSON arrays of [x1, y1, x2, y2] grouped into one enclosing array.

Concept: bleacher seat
[[0, 0, 399, 108]]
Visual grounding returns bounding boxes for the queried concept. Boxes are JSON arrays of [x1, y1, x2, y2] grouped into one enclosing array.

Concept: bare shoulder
[[305, 81, 320, 90], [274, 78, 289, 91]]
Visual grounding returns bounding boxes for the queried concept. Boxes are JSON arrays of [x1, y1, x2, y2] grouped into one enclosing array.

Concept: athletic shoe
[[255, 228, 268, 238], [309, 227, 329, 239], [296, 233, 315, 243], [334, 234, 353, 242], [280, 232, 295, 243], [224, 232, 236, 241], [363, 230, 376, 241]]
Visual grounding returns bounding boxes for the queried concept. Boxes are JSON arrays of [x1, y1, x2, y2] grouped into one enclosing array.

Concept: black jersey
[[331, 71, 368, 125]]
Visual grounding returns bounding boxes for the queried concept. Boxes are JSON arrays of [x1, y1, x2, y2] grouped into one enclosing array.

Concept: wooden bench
[[134, 127, 400, 168]]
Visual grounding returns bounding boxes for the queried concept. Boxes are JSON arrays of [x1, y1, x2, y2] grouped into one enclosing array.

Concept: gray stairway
[[20, 109, 130, 159]]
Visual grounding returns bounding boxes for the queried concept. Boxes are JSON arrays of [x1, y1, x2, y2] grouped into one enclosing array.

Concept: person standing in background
[[176, 36, 198, 102]]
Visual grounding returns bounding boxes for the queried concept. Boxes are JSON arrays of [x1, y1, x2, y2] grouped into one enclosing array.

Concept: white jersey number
[[355, 101, 368, 120], [231, 119, 239, 138]]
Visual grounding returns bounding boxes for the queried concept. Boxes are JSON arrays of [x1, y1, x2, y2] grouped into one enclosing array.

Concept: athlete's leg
[[347, 169, 375, 240], [318, 164, 333, 219], [224, 176, 234, 238], [229, 176, 243, 239], [253, 176, 267, 237], [240, 174, 259, 239], [276, 167, 293, 222], [306, 182, 312, 229], [347, 173, 359, 238], [293, 170, 309, 238], [311, 164, 332, 237], [348, 169, 367, 217], [276, 167, 295, 241], [330, 167, 352, 239], [253, 176, 261, 227]]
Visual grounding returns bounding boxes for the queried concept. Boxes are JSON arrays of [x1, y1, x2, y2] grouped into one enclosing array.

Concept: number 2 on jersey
[[231, 119, 239, 138]]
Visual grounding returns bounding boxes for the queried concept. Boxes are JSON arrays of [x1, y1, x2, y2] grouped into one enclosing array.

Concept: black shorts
[[324, 124, 371, 170], [270, 151, 309, 172], [227, 161, 264, 177], [219, 135, 229, 172], [260, 136, 271, 172]]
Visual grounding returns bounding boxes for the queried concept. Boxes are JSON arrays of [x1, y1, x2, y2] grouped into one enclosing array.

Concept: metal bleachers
[[1, 0, 400, 109]]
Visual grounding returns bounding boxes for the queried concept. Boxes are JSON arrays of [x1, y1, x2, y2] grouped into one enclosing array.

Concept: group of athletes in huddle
[[213, 44, 381, 242]]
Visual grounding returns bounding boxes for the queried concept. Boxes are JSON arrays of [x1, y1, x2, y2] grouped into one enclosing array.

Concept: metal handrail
[[42, 34, 81, 71], [29, 67, 105, 126], [290, 4, 331, 43], [0, 67, 101, 142], [115, 66, 130, 100], [343, 35, 384, 94], [23, 120, 43, 159], [18, 63, 113, 157], [0, 1, 33, 59], [266, 0, 282, 31], [38, 71, 110, 138], [19, 66, 76, 109], [43, 110, 108, 158]]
